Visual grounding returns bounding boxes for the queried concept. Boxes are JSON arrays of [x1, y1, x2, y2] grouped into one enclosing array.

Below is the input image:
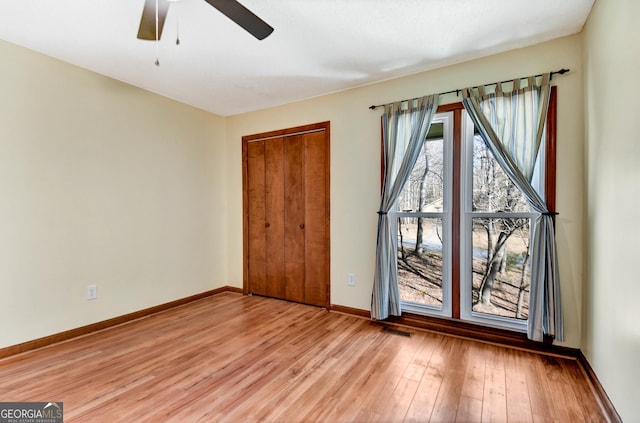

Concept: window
[[394, 114, 453, 318], [391, 96, 555, 332], [460, 117, 540, 331]]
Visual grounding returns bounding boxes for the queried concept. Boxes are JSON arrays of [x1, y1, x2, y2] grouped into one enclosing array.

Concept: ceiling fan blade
[[137, 0, 170, 40], [203, 0, 274, 40]]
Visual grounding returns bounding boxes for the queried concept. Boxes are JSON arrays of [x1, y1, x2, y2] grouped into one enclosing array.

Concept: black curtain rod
[[368, 68, 570, 110]]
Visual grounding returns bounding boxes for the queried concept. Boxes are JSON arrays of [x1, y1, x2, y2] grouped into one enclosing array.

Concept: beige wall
[[583, 0, 640, 420], [226, 34, 585, 348], [0, 40, 229, 348]]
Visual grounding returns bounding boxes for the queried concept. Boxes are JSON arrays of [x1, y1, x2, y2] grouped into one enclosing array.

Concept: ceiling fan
[[137, 0, 274, 41]]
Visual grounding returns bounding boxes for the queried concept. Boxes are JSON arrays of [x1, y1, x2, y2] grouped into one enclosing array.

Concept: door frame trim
[[242, 121, 331, 309]]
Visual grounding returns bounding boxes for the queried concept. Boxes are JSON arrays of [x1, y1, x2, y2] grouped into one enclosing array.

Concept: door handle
[[265, 222, 271, 228], [300, 224, 305, 229]]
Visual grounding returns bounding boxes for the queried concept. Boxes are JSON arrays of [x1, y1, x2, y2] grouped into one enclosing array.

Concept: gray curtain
[[371, 95, 439, 320], [462, 74, 563, 342]]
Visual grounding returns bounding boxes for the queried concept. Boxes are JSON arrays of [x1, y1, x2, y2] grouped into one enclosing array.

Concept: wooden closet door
[[303, 131, 328, 306], [246, 141, 267, 296], [246, 138, 287, 299], [243, 122, 330, 308], [283, 135, 305, 303], [264, 138, 286, 299]]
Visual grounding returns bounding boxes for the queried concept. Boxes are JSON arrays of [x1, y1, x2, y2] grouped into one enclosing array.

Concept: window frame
[[390, 88, 557, 333], [459, 110, 540, 331], [392, 112, 454, 318]]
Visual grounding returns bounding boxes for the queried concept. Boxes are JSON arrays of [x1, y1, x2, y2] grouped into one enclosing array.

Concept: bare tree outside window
[[397, 127, 533, 320], [470, 135, 532, 320]]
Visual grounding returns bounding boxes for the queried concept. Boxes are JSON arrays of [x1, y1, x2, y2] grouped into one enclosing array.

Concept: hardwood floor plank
[[563, 359, 609, 422], [404, 360, 444, 422], [428, 337, 467, 422], [505, 349, 534, 423], [378, 377, 420, 423], [517, 353, 551, 421], [482, 347, 507, 422], [0, 293, 608, 422], [455, 395, 483, 423], [460, 344, 486, 401], [351, 331, 421, 422], [303, 327, 396, 422], [403, 333, 446, 422], [537, 355, 592, 423]]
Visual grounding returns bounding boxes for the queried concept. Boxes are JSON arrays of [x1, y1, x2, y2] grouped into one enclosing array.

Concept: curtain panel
[[371, 95, 439, 320], [461, 74, 563, 342]]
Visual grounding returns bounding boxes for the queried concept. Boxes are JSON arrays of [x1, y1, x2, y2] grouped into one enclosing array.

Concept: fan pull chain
[[167, 0, 182, 45], [175, 3, 180, 45], [155, 0, 160, 66]]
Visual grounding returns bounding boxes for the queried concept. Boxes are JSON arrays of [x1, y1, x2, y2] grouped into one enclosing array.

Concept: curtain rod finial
[[550, 68, 570, 81]]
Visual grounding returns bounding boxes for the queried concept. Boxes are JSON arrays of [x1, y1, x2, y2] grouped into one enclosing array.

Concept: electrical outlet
[[347, 273, 356, 287], [87, 285, 97, 300]]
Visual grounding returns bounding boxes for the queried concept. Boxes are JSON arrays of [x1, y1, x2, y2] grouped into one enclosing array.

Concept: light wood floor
[[0, 292, 606, 422]]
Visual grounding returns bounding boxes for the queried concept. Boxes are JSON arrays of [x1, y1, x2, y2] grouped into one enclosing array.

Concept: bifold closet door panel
[[284, 135, 306, 304], [264, 138, 286, 299], [303, 131, 328, 307], [246, 141, 267, 296]]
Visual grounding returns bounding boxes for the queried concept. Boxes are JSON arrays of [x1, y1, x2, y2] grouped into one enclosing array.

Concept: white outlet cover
[[87, 285, 97, 300]]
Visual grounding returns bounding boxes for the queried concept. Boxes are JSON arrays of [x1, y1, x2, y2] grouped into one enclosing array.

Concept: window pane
[[471, 217, 530, 320], [398, 217, 443, 308], [472, 135, 530, 213], [397, 124, 444, 213]]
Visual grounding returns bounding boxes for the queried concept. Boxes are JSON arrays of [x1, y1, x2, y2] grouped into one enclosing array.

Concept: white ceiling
[[0, 0, 594, 116]]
